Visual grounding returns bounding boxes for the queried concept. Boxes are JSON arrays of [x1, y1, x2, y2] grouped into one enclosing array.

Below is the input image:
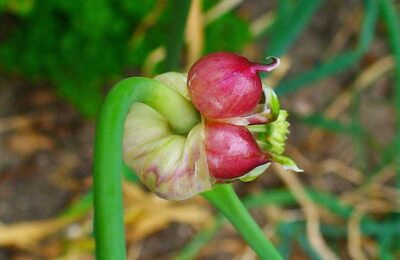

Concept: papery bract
[[188, 52, 279, 119], [123, 101, 213, 201], [123, 73, 213, 201]]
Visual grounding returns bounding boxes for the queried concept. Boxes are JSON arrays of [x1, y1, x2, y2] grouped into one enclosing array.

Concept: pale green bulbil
[[247, 108, 302, 173], [264, 110, 289, 155], [123, 102, 213, 200]]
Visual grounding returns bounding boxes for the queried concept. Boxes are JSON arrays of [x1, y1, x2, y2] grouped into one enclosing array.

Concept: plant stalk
[[202, 184, 283, 260]]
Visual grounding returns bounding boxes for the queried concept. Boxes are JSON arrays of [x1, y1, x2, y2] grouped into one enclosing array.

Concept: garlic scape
[[94, 52, 296, 259]]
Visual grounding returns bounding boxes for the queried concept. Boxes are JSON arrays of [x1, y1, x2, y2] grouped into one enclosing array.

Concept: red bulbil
[[205, 122, 269, 180], [188, 52, 279, 119]]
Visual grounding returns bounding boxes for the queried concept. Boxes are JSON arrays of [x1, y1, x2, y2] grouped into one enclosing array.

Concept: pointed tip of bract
[[238, 163, 271, 182], [283, 164, 304, 173], [270, 153, 303, 173]]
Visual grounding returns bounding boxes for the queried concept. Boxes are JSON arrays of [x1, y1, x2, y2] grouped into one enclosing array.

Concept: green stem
[[202, 184, 283, 260], [93, 77, 199, 259]]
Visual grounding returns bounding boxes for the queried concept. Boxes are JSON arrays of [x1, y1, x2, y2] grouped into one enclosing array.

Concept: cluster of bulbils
[[123, 52, 301, 201]]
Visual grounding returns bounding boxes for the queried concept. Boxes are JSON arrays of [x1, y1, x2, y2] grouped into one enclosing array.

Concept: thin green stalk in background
[[175, 216, 224, 260], [264, 0, 324, 57], [60, 190, 93, 219], [379, 2, 400, 257], [162, 0, 191, 71], [379, 0, 400, 189], [275, 0, 377, 95]]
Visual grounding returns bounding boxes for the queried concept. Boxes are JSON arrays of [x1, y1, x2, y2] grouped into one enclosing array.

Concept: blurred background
[[0, 0, 399, 259]]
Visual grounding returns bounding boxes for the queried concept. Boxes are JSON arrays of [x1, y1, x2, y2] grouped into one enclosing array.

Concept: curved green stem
[[94, 77, 199, 259], [94, 77, 281, 259], [202, 184, 282, 260]]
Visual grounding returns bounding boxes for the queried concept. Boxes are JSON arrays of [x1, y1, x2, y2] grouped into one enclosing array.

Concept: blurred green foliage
[[204, 14, 251, 53], [1, 0, 156, 116], [0, 0, 35, 16], [0, 0, 252, 116]]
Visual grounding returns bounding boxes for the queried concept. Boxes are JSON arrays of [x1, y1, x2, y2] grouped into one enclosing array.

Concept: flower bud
[[123, 55, 300, 201], [188, 52, 279, 119]]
